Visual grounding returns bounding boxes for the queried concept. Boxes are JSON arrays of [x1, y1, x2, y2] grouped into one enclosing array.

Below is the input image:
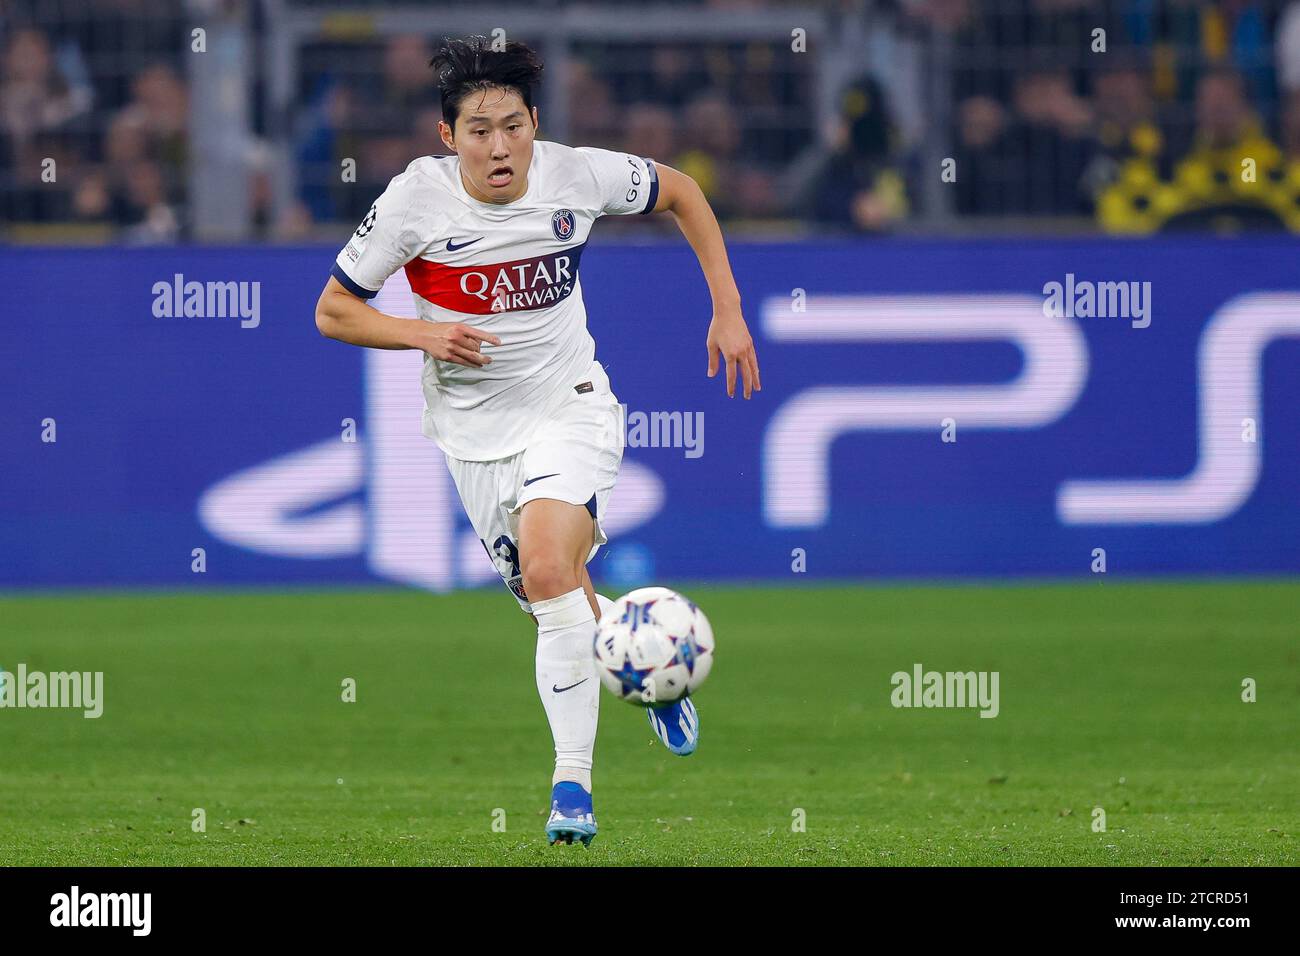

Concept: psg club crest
[[551, 208, 575, 242]]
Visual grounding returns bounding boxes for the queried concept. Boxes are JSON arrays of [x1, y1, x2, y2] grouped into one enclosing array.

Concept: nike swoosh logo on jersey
[[552, 678, 589, 694], [523, 473, 560, 487], [446, 237, 484, 251]]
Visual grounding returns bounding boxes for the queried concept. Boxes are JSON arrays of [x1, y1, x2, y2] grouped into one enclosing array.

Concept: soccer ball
[[592, 587, 714, 705]]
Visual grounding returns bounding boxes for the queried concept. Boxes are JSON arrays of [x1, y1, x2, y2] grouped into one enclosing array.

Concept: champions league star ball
[[593, 587, 714, 705]]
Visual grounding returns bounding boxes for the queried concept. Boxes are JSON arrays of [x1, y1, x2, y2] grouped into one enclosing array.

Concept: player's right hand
[[416, 322, 502, 367]]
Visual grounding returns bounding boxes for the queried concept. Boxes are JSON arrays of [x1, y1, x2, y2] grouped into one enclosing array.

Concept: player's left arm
[[650, 163, 761, 400]]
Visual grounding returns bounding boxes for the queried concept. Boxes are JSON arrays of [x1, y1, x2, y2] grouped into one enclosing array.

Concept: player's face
[[442, 87, 538, 204]]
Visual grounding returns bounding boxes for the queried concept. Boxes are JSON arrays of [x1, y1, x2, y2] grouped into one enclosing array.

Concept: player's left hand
[[707, 309, 761, 399]]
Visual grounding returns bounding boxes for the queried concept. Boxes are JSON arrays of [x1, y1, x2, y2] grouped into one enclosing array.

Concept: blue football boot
[[545, 781, 598, 846], [646, 695, 699, 756]]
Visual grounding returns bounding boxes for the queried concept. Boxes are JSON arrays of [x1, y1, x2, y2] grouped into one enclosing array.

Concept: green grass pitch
[[1, 580, 1295, 866]]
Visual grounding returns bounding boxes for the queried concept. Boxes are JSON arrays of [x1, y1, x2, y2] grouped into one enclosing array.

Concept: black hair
[[429, 36, 545, 134]]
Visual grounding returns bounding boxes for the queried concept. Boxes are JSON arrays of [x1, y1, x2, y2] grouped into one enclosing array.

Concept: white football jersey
[[332, 139, 659, 461]]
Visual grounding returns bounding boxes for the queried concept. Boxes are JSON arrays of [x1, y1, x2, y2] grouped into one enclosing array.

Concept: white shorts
[[444, 367, 624, 614]]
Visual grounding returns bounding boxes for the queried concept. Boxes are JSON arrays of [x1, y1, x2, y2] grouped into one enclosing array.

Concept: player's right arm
[[315, 276, 498, 366], [315, 178, 499, 367]]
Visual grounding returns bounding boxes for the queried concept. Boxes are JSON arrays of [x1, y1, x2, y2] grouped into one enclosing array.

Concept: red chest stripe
[[404, 243, 586, 315]]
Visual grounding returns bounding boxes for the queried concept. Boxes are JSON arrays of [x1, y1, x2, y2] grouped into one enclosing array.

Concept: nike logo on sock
[[523, 473, 560, 487], [552, 678, 589, 693]]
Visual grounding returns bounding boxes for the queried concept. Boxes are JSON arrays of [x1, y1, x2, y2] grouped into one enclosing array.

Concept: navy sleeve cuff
[[639, 158, 659, 214], [330, 262, 380, 300]]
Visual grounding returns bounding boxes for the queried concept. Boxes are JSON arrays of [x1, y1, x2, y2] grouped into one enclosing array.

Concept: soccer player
[[314, 36, 760, 846]]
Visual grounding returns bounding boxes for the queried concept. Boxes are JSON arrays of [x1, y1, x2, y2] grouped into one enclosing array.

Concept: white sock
[[533, 587, 600, 792]]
